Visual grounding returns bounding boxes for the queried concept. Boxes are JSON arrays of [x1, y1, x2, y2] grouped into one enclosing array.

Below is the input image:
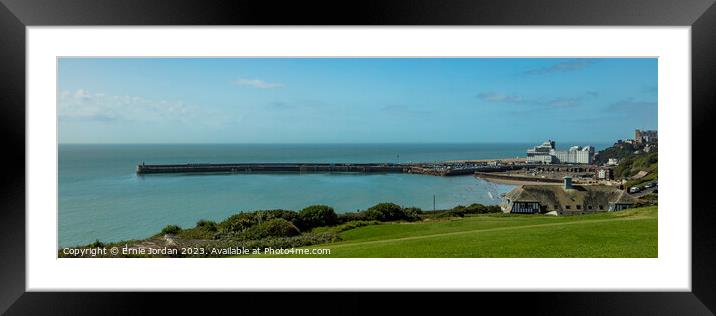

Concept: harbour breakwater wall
[[136, 162, 541, 176], [136, 163, 410, 175]]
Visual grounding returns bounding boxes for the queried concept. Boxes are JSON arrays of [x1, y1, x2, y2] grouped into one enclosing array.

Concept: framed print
[[1, 0, 715, 314]]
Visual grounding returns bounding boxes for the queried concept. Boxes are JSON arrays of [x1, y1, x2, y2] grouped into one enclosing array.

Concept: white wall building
[[526, 141, 594, 164], [526, 140, 555, 164]]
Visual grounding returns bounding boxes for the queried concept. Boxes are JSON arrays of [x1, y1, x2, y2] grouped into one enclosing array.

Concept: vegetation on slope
[[254, 206, 658, 258], [60, 200, 656, 258], [595, 141, 658, 189], [594, 142, 641, 165], [59, 202, 498, 258], [615, 151, 658, 188]]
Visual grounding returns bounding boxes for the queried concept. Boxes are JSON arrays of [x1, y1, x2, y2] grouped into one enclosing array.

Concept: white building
[[526, 140, 555, 164], [526, 141, 594, 164]]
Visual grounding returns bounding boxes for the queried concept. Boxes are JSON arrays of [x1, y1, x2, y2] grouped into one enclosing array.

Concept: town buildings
[[635, 129, 658, 144], [526, 140, 595, 164]]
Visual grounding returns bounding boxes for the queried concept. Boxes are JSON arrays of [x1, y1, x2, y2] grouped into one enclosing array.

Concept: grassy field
[[252, 206, 657, 258]]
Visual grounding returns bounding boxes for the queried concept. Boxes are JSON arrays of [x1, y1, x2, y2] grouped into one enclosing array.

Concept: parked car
[[644, 183, 653, 189], [629, 186, 641, 194]]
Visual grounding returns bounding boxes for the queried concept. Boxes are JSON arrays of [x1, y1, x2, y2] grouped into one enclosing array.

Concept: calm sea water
[[58, 143, 606, 247]]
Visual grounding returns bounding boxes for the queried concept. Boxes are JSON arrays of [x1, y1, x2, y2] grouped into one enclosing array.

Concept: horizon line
[[58, 141, 616, 145]]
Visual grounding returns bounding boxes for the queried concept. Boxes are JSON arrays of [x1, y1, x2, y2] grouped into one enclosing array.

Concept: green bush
[[403, 207, 423, 215], [364, 203, 402, 221], [464, 204, 486, 214], [296, 205, 338, 230], [177, 220, 219, 240], [242, 218, 301, 240], [218, 209, 301, 233], [338, 211, 368, 223], [484, 205, 502, 213], [463, 203, 502, 214], [179, 228, 215, 240], [196, 219, 218, 232], [364, 203, 420, 222], [262, 209, 299, 222], [160, 224, 182, 235], [447, 203, 502, 215], [218, 212, 259, 233], [87, 239, 104, 248], [401, 207, 422, 221]]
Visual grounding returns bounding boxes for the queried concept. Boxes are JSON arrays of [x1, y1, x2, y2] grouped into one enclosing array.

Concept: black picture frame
[[1, 0, 714, 314]]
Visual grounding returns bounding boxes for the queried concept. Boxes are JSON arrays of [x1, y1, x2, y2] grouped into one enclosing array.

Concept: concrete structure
[[526, 140, 595, 164], [136, 161, 541, 177], [635, 129, 658, 144], [136, 163, 411, 174], [500, 178, 636, 215]]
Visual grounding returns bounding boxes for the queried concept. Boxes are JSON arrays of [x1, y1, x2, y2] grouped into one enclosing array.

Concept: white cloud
[[233, 78, 285, 89], [524, 59, 598, 75], [478, 91, 597, 109], [58, 89, 211, 124], [477, 92, 525, 103]]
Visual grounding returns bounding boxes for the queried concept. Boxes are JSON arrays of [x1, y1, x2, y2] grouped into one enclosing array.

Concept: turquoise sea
[[58, 143, 607, 247]]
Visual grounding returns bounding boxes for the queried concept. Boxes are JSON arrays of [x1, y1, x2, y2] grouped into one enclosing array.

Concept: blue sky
[[58, 58, 657, 144]]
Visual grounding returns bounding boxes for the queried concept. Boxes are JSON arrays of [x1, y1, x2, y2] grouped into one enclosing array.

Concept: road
[[630, 186, 657, 198]]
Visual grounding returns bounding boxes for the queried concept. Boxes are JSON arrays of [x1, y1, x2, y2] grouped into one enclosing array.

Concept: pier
[[137, 163, 410, 175], [135, 161, 542, 176]]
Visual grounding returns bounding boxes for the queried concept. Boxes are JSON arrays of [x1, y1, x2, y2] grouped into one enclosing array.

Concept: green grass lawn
[[251, 206, 657, 258]]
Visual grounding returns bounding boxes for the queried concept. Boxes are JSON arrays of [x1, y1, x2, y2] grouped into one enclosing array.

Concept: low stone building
[[500, 176, 636, 215]]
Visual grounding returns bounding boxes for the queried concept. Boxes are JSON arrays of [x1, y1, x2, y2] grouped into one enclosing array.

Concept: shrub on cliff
[[364, 203, 420, 222], [484, 205, 502, 214], [453, 203, 502, 215], [218, 213, 259, 233], [242, 218, 301, 240], [218, 210, 300, 233], [160, 224, 182, 235], [337, 211, 368, 223], [262, 209, 299, 222], [296, 205, 338, 230], [401, 207, 422, 221], [196, 219, 218, 232], [87, 239, 105, 248], [364, 203, 402, 221], [403, 207, 423, 215]]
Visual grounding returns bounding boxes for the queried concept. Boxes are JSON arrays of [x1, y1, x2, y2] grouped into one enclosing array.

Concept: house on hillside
[[595, 166, 614, 180], [500, 176, 636, 215]]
